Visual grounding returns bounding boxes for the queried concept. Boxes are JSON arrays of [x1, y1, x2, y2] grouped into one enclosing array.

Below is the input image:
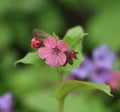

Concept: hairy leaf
[[55, 80, 112, 101], [63, 26, 87, 71], [63, 26, 87, 49], [14, 52, 45, 66]]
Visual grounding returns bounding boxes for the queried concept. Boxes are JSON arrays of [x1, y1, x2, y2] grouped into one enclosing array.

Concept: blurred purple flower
[[71, 56, 93, 79], [90, 67, 111, 83], [0, 93, 13, 112], [69, 44, 116, 84], [92, 44, 116, 70]]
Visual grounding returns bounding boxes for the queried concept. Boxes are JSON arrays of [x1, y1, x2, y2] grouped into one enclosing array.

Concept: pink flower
[[107, 71, 120, 90], [38, 37, 69, 66]]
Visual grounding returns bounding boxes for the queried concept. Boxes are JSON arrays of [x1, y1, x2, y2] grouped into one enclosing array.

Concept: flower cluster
[[31, 35, 78, 67], [70, 44, 117, 87], [0, 93, 13, 112]]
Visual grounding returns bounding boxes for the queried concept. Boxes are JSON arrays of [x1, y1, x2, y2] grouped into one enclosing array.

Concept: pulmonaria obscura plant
[[15, 26, 112, 112], [31, 29, 78, 67], [31, 36, 77, 67]]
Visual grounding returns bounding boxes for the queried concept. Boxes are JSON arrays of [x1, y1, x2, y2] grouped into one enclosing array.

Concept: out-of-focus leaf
[[9, 71, 38, 94], [12, 0, 50, 13], [0, 23, 12, 49], [8, 66, 58, 95], [87, 2, 120, 51], [1, 50, 17, 71], [112, 99, 120, 111], [38, 7, 65, 34], [23, 91, 58, 112], [14, 22, 30, 49], [55, 80, 112, 101], [59, 0, 81, 10], [65, 93, 112, 112], [0, 0, 12, 15]]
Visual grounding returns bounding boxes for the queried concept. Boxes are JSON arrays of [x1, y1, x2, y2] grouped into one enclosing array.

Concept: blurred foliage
[[86, 1, 120, 51], [0, 0, 120, 112]]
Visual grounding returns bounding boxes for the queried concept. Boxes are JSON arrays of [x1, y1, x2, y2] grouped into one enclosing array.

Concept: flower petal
[[90, 67, 111, 83], [57, 40, 69, 52], [44, 37, 57, 48], [38, 47, 53, 59], [45, 53, 58, 66], [57, 52, 67, 65], [92, 44, 116, 70]]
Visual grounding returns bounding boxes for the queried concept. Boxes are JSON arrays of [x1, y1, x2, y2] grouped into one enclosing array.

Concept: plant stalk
[[59, 100, 64, 112], [58, 66, 64, 112]]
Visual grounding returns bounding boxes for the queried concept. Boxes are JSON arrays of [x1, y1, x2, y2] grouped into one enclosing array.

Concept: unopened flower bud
[[67, 50, 78, 59], [31, 37, 43, 49], [64, 50, 78, 65]]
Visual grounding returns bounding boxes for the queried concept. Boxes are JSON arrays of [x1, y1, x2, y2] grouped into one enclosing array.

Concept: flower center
[[54, 47, 60, 53]]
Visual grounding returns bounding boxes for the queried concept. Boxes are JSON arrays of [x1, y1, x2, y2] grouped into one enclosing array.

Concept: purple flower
[[69, 44, 116, 84], [0, 93, 13, 112], [90, 67, 111, 83], [71, 56, 93, 79], [92, 44, 115, 70]]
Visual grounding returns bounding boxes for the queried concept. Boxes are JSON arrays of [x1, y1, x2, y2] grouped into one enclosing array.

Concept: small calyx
[[33, 29, 53, 39], [66, 50, 78, 59], [65, 50, 78, 65]]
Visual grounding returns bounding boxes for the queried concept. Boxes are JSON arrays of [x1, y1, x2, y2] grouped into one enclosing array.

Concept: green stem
[[58, 68, 63, 86], [59, 100, 64, 112], [58, 66, 64, 112]]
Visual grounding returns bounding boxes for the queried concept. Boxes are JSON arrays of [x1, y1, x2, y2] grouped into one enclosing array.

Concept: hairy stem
[[59, 100, 64, 112], [58, 66, 64, 112]]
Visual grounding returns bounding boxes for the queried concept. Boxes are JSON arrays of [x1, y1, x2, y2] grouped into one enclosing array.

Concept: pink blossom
[[38, 37, 69, 66], [108, 71, 120, 90]]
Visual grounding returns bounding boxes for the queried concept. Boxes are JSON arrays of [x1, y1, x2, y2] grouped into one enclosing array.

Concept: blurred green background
[[0, 0, 120, 112]]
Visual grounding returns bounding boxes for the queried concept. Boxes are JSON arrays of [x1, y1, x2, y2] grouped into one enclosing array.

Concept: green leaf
[[55, 80, 112, 101], [52, 32, 59, 40], [63, 26, 87, 71], [14, 51, 45, 66], [63, 25, 87, 49]]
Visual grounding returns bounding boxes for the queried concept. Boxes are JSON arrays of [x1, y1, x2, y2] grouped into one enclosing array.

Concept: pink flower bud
[[68, 50, 78, 59], [31, 38, 43, 49], [64, 50, 78, 65]]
